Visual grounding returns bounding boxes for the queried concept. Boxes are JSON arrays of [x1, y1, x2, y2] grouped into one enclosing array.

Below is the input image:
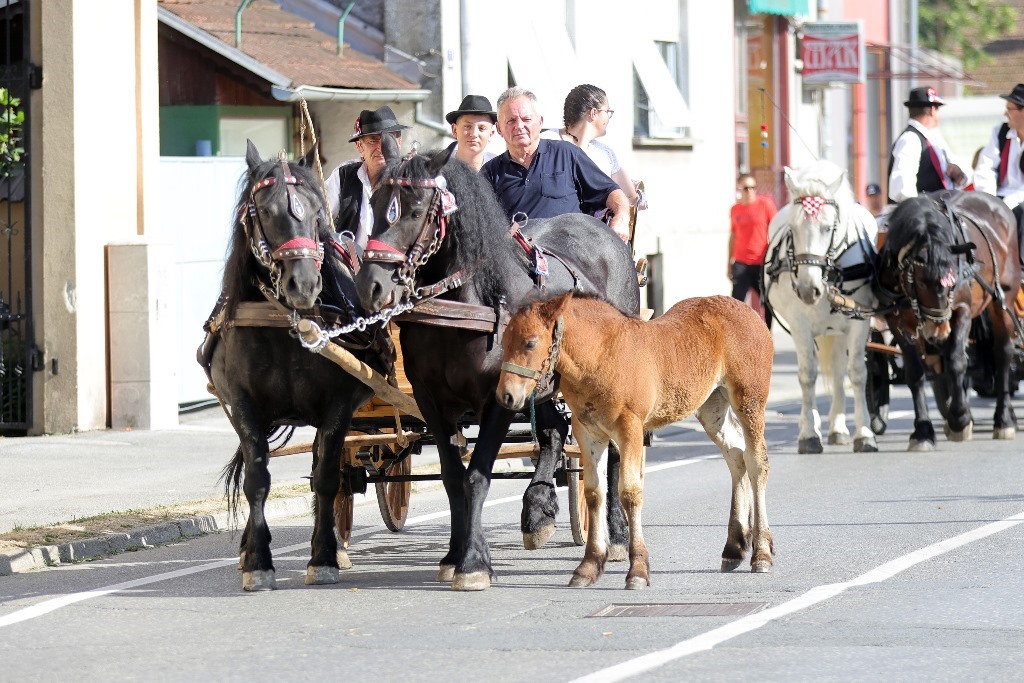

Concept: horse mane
[[379, 150, 520, 305], [882, 196, 957, 282], [222, 158, 351, 315]]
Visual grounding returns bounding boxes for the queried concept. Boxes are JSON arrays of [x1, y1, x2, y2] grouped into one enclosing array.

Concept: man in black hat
[[446, 95, 497, 172], [973, 83, 1024, 268], [887, 86, 970, 204], [325, 105, 411, 247]]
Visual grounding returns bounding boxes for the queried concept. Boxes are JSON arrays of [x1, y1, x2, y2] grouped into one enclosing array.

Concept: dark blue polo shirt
[[481, 138, 618, 221]]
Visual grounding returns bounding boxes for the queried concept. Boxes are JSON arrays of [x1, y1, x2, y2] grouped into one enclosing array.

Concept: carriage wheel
[[567, 456, 588, 546], [375, 444, 413, 532]]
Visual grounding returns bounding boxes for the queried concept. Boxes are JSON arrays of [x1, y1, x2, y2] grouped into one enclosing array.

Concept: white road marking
[[569, 510, 1024, 683]]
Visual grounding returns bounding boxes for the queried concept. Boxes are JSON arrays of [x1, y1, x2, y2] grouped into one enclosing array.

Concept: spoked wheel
[[567, 456, 588, 546], [375, 443, 413, 532]]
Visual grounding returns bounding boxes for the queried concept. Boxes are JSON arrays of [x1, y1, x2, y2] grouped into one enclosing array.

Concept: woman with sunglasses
[[728, 174, 776, 328], [541, 84, 647, 211]]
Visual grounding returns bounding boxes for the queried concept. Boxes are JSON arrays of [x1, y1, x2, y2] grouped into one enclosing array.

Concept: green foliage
[[919, 0, 1018, 71], [0, 87, 25, 178]]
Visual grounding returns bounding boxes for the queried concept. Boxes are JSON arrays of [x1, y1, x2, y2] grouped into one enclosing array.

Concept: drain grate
[[588, 602, 767, 618]]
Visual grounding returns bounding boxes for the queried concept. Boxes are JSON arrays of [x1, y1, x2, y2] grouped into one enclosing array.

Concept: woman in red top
[[728, 174, 777, 327]]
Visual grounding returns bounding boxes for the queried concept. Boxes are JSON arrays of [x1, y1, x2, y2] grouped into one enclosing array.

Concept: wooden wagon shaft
[[295, 319, 424, 421], [268, 430, 423, 458], [866, 341, 903, 356]]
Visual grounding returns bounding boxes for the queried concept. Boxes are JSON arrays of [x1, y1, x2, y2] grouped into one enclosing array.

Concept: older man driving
[[481, 87, 630, 241]]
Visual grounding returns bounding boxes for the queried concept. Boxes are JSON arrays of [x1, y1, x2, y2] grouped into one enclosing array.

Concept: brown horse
[[877, 191, 1022, 450], [496, 293, 774, 589]]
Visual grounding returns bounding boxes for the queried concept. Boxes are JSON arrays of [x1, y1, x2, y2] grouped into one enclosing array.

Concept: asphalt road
[[2, 387, 1023, 682]]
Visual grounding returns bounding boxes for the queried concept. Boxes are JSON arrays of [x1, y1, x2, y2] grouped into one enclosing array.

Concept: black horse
[[205, 141, 390, 591], [876, 191, 1021, 450], [355, 141, 641, 590]]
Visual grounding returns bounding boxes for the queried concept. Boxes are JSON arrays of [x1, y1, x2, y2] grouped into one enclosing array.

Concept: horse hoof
[[828, 432, 850, 446], [451, 571, 491, 591], [522, 524, 556, 550], [305, 566, 340, 585], [993, 427, 1017, 440], [751, 560, 773, 573], [945, 422, 973, 442], [607, 544, 628, 562], [437, 564, 455, 583], [569, 573, 596, 588], [854, 437, 878, 453], [908, 439, 935, 452], [242, 570, 276, 591], [870, 416, 887, 435], [337, 549, 353, 570], [721, 558, 743, 572], [798, 437, 823, 454], [625, 576, 649, 590]]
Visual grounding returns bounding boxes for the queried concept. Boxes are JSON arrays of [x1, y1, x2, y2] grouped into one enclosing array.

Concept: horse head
[[781, 162, 852, 305], [496, 292, 571, 412], [237, 140, 326, 311], [884, 197, 968, 344], [356, 142, 459, 311]]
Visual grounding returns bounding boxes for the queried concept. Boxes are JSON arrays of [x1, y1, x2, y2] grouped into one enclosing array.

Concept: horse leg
[[451, 402, 513, 591], [605, 443, 629, 562], [792, 330, 824, 453], [989, 305, 1019, 440], [942, 307, 974, 441], [846, 320, 878, 452], [696, 388, 752, 571], [305, 404, 356, 585], [615, 418, 650, 590], [889, 319, 936, 451], [569, 420, 610, 588], [418, 401, 466, 584], [230, 398, 276, 591], [825, 335, 852, 446], [521, 401, 565, 550]]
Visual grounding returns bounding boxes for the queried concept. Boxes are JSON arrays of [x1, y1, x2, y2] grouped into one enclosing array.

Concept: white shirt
[[539, 129, 621, 177], [324, 160, 373, 247], [972, 122, 1024, 209], [888, 119, 971, 203]]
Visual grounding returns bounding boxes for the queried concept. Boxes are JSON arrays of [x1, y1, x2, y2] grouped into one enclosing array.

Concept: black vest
[[887, 125, 946, 203], [334, 162, 365, 235]]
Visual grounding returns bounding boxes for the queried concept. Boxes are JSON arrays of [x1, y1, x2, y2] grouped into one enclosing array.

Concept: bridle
[[890, 239, 960, 325], [243, 158, 325, 298], [500, 316, 565, 397], [782, 195, 845, 282], [362, 154, 459, 300]]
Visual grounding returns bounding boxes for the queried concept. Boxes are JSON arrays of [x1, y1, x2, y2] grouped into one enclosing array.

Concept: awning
[[632, 40, 691, 129], [748, 0, 812, 16]]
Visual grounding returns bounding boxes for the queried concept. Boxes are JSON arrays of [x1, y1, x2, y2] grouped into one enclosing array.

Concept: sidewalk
[[0, 326, 800, 573]]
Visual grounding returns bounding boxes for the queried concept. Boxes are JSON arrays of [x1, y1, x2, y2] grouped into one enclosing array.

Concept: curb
[[0, 493, 315, 577]]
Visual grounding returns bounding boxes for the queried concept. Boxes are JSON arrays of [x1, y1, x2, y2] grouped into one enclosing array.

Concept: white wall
[[159, 157, 247, 405]]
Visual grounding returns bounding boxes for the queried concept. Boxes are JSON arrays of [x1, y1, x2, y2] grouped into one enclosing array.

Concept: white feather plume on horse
[[763, 160, 880, 453]]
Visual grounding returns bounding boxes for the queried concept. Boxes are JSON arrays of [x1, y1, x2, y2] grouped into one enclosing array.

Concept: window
[[219, 117, 288, 157], [632, 0, 691, 139]]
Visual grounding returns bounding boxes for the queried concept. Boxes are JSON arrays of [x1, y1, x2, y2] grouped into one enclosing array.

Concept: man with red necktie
[[887, 86, 971, 204], [973, 83, 1024, 270]]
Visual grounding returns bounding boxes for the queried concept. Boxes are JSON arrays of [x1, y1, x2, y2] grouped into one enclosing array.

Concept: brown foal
[[497, 293, 775, 589]]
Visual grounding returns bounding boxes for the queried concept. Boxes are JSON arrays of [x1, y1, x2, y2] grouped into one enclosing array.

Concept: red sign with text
[[801, 22, 864, 85]]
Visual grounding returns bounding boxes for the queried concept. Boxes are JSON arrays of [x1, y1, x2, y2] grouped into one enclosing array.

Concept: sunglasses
[[739, 185, 757, 191]]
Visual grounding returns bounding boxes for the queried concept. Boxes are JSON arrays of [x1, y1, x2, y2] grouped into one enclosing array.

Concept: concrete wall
[[33, 0, 163, 434]]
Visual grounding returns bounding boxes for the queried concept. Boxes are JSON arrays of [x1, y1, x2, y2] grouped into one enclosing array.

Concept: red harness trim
[[365, 239, 406, 257]]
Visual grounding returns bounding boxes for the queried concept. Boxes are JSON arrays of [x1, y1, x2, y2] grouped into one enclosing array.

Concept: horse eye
[[525, 340, 537, 350]]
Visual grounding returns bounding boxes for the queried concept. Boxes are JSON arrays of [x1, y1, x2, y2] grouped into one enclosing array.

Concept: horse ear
[[783, 167, 797, 196], [826, 169, 846, 198], [245, 139, 262, 172], [298, 142, 319, 169], [427, 144, 456, 177], [539, 292, 573, 323], [381, 133, 401, 163]]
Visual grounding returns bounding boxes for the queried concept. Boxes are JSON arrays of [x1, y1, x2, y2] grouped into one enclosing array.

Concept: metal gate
[[1, 0, 38, 433]]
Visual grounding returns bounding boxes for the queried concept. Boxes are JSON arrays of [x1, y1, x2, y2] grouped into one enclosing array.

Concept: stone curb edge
[[0, 493, 316, 577]]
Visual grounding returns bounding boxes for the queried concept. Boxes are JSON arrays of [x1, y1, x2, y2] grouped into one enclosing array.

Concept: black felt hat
[[348, 106, 410, 142], [999, 83, 1024, 108], [445, 95, 497, 124], [904, 86, 945, 108]]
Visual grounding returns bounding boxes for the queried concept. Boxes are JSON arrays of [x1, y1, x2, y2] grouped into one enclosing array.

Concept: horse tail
[[220, 444, 245, 525], [816, 335, 835, 392]]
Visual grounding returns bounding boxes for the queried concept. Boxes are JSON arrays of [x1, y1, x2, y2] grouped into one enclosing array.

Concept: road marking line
[[569, 510, 1024, 683], [0, 453, 763, 629]]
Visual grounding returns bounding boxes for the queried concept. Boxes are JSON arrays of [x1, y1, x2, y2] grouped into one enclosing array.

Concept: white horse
[[764, 161, 879, 453]]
